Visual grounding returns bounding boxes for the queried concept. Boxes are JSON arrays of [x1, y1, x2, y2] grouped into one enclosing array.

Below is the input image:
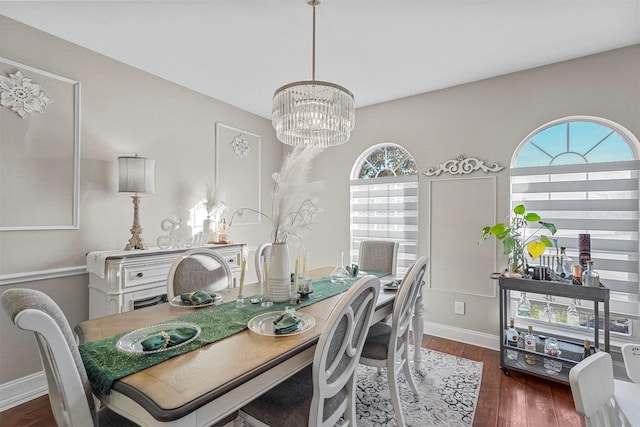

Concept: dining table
[[75, 267, 423, 427]]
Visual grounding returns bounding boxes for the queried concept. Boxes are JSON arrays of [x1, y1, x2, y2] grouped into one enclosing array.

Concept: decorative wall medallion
[[422, 154, 504, 176], [0, 70, 52, 118], [231, 133, 251, 159]]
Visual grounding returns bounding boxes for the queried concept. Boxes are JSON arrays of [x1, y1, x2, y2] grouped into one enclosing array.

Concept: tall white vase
[[269, 242, 291, 302]]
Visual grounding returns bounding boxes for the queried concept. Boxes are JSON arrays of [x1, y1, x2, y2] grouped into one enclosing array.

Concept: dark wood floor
[[0, 335, 584, 427]]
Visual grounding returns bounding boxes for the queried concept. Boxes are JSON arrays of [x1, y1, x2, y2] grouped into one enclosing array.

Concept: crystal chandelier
[[272, 0, 355, 147]]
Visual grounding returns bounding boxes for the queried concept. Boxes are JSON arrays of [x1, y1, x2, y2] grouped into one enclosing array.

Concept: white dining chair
[[621, 343, 640, 384], [359, 256, 428, 427], [358, 240, 399, 276], [254, 242, 272, 285], [239, 275, 381, 427], [166, 248, 232, 300], [569, 351, 635, 427], [1, 288, 139, 427]]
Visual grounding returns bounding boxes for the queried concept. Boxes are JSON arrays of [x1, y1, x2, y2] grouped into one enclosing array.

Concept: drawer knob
[[136, 272, 144, 278]]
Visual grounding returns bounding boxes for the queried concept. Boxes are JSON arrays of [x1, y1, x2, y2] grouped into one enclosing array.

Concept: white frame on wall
[[214, 122, 262, 225], [0, 57, 81, 231]]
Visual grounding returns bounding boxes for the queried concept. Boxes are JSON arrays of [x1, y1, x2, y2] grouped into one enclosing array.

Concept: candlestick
[[261, 260, 272, 307]]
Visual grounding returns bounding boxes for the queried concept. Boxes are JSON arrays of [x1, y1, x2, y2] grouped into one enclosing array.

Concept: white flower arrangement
[[230, 146, 324, 244], [204, 183, 228, 221]]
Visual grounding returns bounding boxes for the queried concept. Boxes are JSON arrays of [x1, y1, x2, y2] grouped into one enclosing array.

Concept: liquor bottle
[[524, 325, 537, 365], [581, 339, 596, 360], [581, 261, 600, 288], [578, 233, 591, 267], [505, 318, 519, 360]]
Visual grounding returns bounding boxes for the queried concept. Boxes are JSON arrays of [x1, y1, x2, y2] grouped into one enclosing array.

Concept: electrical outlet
[[454, 300, 465, 315]]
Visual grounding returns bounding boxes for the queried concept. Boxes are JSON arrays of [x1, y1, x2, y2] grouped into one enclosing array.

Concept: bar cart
[[499, 276, 610, 384]]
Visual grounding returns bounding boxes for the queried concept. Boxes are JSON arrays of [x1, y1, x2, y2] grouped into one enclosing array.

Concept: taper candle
[[264, 260, 270, 298], [239, 260, 246, 296], [294, 258, 299, 291]]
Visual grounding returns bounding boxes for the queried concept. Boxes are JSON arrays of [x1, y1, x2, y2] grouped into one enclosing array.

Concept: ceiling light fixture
[[272, 0, 355, 147]]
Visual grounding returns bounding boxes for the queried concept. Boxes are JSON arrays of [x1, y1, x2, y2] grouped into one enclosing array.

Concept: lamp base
[[124, 195, 147, 250]]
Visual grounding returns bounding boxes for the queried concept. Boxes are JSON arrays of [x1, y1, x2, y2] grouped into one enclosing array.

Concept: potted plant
[[478, 204, 557, 277]]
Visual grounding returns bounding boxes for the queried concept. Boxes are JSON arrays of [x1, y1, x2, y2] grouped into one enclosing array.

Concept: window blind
[[350, 175, 418, 276], [511, 160, 640, 319]]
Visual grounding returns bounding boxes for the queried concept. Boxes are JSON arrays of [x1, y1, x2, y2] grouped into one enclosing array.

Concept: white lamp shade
[[118, 156, 155, 194]]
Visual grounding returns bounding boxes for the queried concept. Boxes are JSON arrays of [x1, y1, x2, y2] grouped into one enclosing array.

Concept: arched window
[[512, 116, 640, 339], [350, 144, 418, 276]]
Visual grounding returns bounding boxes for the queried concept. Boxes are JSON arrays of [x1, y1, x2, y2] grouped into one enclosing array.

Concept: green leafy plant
[[478, 204, 557, 274]]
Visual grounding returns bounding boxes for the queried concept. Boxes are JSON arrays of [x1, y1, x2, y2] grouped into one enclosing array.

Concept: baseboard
[[422, 320, 501, 351], [0, 371, 47, 412]]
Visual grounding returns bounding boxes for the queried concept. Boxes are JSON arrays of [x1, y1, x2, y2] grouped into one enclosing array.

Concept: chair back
[[309, 275, 380, 427], [254, 242, 272, 285], [569, 351, 622, 427], [167, 248, 232, 299], [1, 289, 97, 427], [621, 343, 640, 384], [358, 240, 399, 276], [391, 257, 428, 354]]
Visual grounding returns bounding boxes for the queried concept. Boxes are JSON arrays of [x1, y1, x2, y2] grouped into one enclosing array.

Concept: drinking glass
[[544, 337, 563, 375]]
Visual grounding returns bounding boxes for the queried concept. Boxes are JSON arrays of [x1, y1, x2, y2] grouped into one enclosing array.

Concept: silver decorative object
[[422, 154, 504, 176], [0, 70, 52, 118], [231, 133, 251, 159]]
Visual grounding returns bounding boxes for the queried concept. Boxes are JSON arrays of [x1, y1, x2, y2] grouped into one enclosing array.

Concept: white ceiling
[[1, 1, 639, 119]]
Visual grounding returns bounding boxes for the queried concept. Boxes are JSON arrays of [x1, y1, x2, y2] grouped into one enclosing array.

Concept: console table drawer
[[123, 263, 172, 288]]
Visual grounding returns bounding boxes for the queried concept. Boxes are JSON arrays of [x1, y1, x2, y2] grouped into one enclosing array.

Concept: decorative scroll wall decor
[[422, 154, 504, 177], [1, 57, 80, 231]]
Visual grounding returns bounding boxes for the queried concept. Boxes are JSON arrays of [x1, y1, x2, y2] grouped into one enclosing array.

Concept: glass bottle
[[560, 247, 574, 279], [581, 339, 596, 360], [329, 250, 347, 284], [505, 318, 519, 361], [566, 299, 580, 327], [524, 325, 537, 365], [516, 292, 531, 318], [581, 260, 600, 288]]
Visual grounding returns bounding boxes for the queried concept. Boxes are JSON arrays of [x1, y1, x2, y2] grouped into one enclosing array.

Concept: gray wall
[[0, 15, 280, 385], [304, 44, 640, 338], [1, 12, 639, 393]]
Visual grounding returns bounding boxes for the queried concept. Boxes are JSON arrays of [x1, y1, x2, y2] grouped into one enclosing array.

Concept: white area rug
[[239, 346, 482, 427], [356, 347, 482, 426]]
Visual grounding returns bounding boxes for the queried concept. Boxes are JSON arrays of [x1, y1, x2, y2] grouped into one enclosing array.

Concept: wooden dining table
[[75, 267, 419, 426]]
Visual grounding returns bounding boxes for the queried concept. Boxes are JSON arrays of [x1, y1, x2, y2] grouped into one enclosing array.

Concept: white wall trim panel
[[423, 320, 500, 351], [428, 175, 497, 297], [0, 265, 86, 286], [0, 371, 47, 412]]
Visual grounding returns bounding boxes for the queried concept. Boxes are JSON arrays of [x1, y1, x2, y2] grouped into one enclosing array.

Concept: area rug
[[239, 346, 482, 427]]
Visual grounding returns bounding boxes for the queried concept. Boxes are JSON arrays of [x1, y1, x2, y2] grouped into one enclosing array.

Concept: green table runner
[[80, 273, 384, 395]]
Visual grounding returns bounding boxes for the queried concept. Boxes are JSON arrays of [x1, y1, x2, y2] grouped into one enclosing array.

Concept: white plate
[[247, 311, 316, 337], [116, 322, 201, 355], [169, 292, 223, 308]]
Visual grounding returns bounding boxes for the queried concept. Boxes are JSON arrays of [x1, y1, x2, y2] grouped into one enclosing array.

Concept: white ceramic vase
[[268, 242, 291, 302]]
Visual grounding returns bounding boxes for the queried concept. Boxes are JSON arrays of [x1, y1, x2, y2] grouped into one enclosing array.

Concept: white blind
[[350, 175, 418, 276], [511, 160, 640, 319]]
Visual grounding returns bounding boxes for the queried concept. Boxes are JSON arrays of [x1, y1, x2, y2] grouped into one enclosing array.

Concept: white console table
[[87, 244, 245, 319]]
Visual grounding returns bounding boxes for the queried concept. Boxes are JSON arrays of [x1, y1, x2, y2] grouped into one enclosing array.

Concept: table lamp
[[118, 155, 155, 250]]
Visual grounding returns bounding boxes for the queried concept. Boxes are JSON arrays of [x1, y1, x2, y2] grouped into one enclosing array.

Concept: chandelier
[[272, 0, 355, 147]]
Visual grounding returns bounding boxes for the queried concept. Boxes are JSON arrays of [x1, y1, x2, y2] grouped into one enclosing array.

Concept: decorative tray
[[247, 311, 316, 337], [169, 292, 223, 308], [116, 322, 201, 355]]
